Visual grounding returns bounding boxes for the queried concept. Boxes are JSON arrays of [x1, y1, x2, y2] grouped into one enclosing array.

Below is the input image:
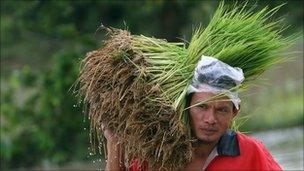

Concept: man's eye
[[217, 108, 229, 113], [198, 104, 208, 109]]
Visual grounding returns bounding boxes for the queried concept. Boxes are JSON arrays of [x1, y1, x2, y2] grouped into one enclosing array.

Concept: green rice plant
[[132, 1, 295, 128]]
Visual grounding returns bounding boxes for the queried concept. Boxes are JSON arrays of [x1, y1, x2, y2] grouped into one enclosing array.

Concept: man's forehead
[[192, 92, 234, 107], [195, 99, 233, 106], [192, 92, 230, 100]]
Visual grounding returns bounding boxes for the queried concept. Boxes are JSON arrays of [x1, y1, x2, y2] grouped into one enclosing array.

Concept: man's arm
[[103, 126, 126, 171]]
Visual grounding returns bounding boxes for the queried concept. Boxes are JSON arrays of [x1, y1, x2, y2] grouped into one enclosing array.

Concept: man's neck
[[184, 140, 218, 171], [193, 141, 217, 158]]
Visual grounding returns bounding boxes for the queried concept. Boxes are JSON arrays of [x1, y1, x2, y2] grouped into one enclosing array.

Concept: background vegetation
[[1, 0, 303, 170]]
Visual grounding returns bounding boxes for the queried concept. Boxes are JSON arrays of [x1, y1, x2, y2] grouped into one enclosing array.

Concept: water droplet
[[82, 116, 86, 123], [93, 160, 96, 163], [89, 152, 93, 155], [98, 159, 102, 162], [105, 159, 108, 163], [73, 104, 77, 108], [84, 127, 87, 130]]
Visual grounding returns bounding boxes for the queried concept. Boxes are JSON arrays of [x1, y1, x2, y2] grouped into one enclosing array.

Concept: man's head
[[187, 56, 244, 110], [186, 56, 244, 144], [188, 92, 239, 145]]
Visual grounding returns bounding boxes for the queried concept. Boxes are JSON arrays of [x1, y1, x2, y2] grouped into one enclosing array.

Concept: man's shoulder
[[235, 131, 268, 152], [233, 131, 282, 170], [218, 130, 272, 157], [236, 131, 262, 143], [209, 131, 282, 170]]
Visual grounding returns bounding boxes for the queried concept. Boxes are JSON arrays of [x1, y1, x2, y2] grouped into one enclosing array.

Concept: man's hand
[[101, 123, 118, 142]]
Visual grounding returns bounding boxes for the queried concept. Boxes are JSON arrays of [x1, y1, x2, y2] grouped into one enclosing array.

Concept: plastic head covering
[[187, 55, 245, 109]]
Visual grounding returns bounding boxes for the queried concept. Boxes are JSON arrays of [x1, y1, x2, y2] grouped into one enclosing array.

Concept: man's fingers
[[100, 123, 118, 141], [101, 123, 106, 131]]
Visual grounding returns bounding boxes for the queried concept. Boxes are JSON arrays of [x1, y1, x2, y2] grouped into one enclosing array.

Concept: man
[[184, 91, 282, 170], [103, 56, 282, 171]]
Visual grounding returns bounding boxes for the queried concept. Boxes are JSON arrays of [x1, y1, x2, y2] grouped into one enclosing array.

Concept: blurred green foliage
[[1, 51, 90, 168], [240, 79, 304, 132], [0, 0, 303, 169]]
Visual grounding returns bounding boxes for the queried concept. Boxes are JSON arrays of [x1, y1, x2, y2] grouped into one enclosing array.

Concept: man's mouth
[[199, 127, 218, 135]]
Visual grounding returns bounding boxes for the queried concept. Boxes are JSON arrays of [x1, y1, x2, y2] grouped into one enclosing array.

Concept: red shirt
[[206, 132, 282, 170], [129, 131, 282, 171]]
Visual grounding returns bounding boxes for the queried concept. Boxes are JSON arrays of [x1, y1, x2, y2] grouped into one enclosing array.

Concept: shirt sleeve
[[129, 159, 148, 171], [253, 138, 283, 171]]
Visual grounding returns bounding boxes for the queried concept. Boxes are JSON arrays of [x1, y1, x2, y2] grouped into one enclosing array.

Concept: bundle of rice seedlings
[[77, 2, 294, 170], [78, 29, 191, 169]]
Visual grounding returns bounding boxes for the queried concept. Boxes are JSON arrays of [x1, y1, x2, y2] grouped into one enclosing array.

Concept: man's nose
[[203, 109, 217, 124]]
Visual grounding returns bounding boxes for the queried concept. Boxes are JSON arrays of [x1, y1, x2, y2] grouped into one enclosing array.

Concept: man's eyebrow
[[195, 100, 207, 104], [217, 105, 231, 109], [216, 102, 234, 108]]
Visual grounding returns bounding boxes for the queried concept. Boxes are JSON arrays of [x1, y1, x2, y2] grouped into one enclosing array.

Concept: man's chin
[[197, 137, 217, 145]]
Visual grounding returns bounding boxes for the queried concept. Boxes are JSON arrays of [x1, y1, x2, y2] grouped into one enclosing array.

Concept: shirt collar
[[216, 130, 240, 156]]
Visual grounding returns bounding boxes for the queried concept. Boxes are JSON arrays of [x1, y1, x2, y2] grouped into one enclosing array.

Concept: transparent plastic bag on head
[[187, 56, 245, 109]]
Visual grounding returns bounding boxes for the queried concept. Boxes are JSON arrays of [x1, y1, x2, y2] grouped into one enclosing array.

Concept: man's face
[[189, 92, 238, 144]]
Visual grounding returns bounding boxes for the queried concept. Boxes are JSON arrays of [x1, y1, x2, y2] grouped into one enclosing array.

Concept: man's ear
[[233, 104, 241, 118]]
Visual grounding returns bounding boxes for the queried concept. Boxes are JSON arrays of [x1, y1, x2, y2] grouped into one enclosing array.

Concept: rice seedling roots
[[78, 29, 192, 170]]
